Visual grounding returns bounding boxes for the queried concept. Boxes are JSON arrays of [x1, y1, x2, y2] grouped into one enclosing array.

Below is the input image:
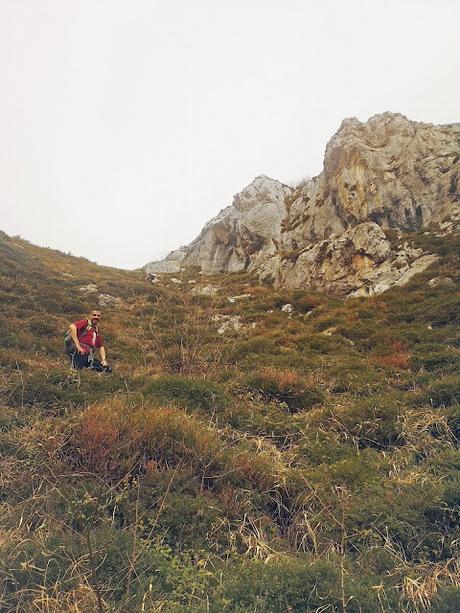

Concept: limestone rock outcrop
[[145, 247, 187, 274], [181, 175, 292, 273], [146, 113, 460, 296], [281, 113, 459, 245]]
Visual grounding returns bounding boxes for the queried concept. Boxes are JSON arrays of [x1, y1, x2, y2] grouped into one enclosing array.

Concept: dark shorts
[[66, 341, 111, 372], [68, 350, 111, 372], [69, 350, 94, 370]]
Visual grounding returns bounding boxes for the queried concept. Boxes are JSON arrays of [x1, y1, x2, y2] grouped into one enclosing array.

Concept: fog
[[1, 0, 459, 268]]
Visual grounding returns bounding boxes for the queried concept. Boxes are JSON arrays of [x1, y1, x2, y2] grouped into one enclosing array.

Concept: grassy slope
[[0, 229, 459, 612]]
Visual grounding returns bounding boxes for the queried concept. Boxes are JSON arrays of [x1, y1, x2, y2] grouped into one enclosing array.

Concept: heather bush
[[412, 346, 460, 373], [211, 556, 341, 612], [308, 395, 402, 449], [431, 586, 460, 612], [73, 399, 286, 496], [144, 375, 231, 415], [425, 375, 460, 407], [293, 431, 356, 466], [0, 525, 211, 611]]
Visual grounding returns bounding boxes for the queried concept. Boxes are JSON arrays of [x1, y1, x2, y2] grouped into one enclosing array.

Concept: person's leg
[[71, 351, 90, 370], [69, 350, 78, 370]]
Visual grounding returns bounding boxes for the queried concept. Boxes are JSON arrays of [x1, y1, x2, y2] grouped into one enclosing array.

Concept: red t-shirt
[[74, 319, 104, 352]]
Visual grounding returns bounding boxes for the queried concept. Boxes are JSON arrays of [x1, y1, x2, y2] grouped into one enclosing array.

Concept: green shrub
[[144, 376, 231, 414], [431, 586, 460, 613], [309, 395, 402, 449], [443, 404, 460, 438], [231, 337, 279, 360], [325, 452, 383, 490], [0, 526, 210, 610], [5, 369, 130, 410], [295, 333, 341, 354], [212, 556, 340, 612], [294, 431, 356, 466], [426, 375, 460, 407], [412, 348, 460, 373], [0, 324, 19, 349]]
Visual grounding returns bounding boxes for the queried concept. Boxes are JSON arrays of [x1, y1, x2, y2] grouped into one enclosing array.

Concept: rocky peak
[[171, 176, 291, 274], [233, 175, 289, 211], [284, 112, 460, 249], [145, 246, 187, 274], [145, 113, 459, 296]]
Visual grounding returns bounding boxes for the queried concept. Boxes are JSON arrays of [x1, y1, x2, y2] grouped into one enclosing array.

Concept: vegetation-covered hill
[[0, 229, 459, 612]]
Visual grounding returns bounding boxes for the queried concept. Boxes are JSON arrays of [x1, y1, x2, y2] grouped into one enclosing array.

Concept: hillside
[[1, 229, 460, 612]]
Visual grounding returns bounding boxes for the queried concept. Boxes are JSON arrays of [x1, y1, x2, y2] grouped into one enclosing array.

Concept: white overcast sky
[[0, 0, 459, 269]]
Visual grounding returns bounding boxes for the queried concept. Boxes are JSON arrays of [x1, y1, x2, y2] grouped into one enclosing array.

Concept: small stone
[[79, 284, 98, 293], [227, 294, 252, 303], [191, 285, 219, 297], [98, 293, 122, 307], [428, 276, 455, 289], [212, 314, 245, 334]]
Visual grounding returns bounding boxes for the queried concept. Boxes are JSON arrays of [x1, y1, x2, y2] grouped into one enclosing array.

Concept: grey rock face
[[259, 222, 439, 297], [145, 247, 187, 274], [281, 113, 460, 251], [180, 175, 291, 274], [268, 113, 459, 294], [146, 113, 459, 296]]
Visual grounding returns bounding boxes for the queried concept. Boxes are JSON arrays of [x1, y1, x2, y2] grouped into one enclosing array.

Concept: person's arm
[[99, 345, 107, 366], [69, 323, 85, 354]]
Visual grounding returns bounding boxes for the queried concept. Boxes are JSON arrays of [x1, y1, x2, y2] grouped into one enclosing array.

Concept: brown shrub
[[73, 398, 286, 493], [375, 353, 411, 370], [245, 367, 324, 412], [76, 401, 135, 476]]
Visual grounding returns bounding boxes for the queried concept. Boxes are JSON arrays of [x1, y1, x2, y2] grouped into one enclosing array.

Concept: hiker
[[66, 309, 111, 372]]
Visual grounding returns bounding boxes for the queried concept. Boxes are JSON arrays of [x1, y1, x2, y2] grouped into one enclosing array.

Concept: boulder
[[190, 284, 219, 297], [428, 276, 456, 289], [79, 284, 98, 294], [98, 293, 122, 307]]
